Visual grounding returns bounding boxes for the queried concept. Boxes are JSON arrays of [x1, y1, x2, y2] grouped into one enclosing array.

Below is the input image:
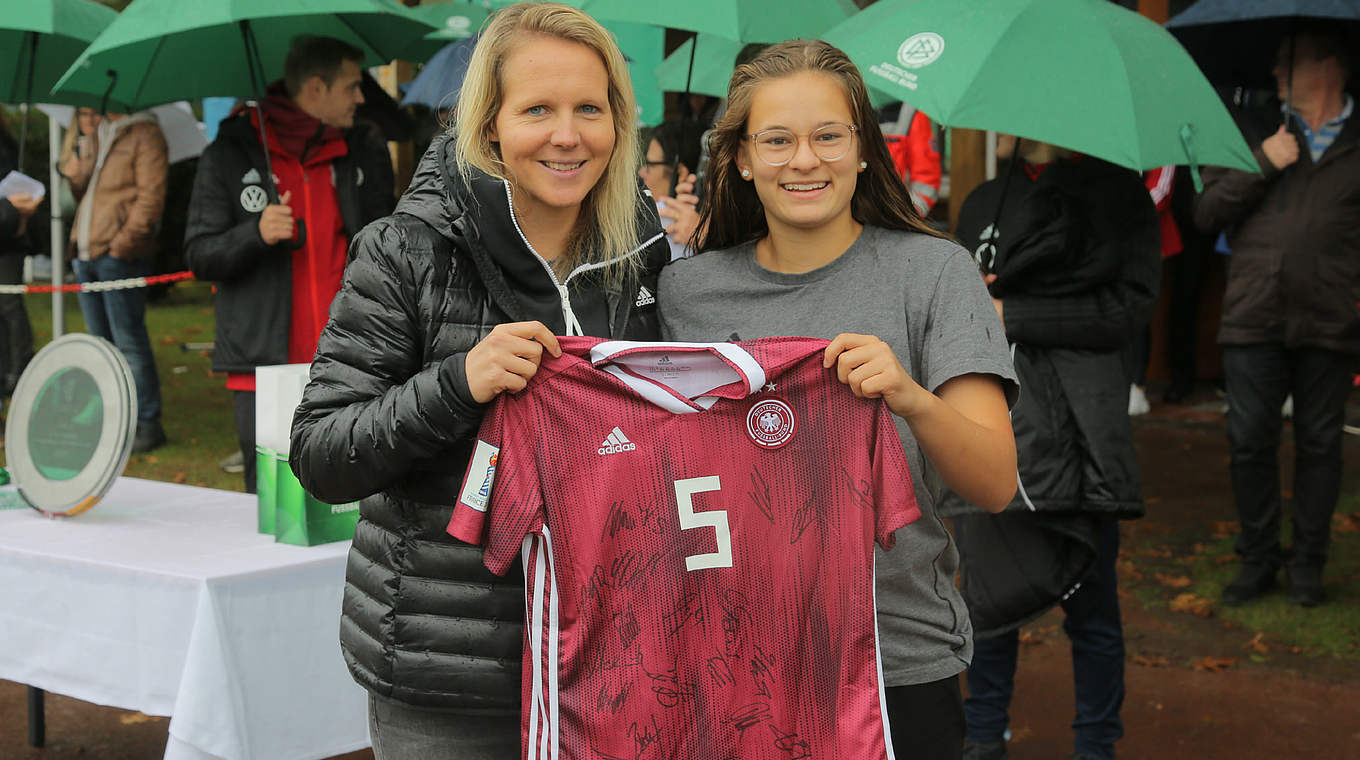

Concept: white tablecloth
[[0, 478, 369, 760]]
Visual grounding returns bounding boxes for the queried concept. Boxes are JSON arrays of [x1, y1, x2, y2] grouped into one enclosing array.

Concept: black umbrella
[[1166, 0, 1360, 91]]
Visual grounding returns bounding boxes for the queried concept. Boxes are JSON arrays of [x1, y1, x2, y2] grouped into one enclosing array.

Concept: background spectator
[[63, 106, 169, 453], [1194, 26, 1358, 608], [183, 35, 394, 493], [950, 134, 1160, 760], [0, 110, 36, 397]]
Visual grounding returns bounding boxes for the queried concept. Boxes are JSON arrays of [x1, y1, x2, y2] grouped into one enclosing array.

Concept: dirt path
[[3, 399, 1358, 758]]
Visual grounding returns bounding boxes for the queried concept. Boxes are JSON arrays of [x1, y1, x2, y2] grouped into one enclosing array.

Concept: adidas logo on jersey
[[597, 426, 637, 455], [635, 285, 655, 307], [657, 355, 672, 365]]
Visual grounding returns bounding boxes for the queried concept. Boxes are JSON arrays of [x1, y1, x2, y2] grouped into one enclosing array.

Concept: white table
[[0, 478, 369, 760]]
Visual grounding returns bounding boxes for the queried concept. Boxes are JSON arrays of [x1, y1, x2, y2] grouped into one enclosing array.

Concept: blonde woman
[[290, 4, 668, 757]]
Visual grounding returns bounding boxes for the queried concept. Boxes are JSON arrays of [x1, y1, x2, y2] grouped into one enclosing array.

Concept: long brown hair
[[697, 39, 944, 252]]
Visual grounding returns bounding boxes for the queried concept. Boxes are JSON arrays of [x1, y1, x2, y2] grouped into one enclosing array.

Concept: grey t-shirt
[[658, 224, 1017, 686]]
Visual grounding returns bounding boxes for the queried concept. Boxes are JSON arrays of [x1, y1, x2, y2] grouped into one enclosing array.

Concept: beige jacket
[[66, 112, 168, 260]]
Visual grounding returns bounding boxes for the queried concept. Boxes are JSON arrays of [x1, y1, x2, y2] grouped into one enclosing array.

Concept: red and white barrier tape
[[0, 270, 195, 294]]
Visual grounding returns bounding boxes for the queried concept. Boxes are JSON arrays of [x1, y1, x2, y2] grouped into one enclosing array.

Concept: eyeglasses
[[743, 123, 858, 166]]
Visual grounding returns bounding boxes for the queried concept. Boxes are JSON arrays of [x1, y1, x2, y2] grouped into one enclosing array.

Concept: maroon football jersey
[[449, 336, 918, 760]]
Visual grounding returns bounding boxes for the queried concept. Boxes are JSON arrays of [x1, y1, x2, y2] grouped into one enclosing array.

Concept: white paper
[[0, 170, 45, 201]]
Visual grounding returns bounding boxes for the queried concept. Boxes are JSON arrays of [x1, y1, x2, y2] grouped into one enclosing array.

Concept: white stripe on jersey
[[611, 426, 630, 443], [873, 556, 897, 760], [544, 525, 561, 760], [524, 534, 548, 760]]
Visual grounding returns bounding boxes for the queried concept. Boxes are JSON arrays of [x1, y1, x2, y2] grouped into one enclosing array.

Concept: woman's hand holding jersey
[[825, 332, 1017, 512], [465, 321, 562, 403], [823, 333, 929, 418]]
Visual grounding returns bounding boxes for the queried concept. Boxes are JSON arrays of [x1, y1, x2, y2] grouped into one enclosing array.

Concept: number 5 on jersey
[[674, 476, 732, 571]]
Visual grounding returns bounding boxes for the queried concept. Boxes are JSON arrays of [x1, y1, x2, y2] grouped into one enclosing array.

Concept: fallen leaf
[[1169, 593, 1214, 617], [1155, 573, 1193, 588], [120, 712, 155, 725], [1137, 546, 1173, 558], [1243, 632, 1269, 654], [172, 472, 188, 484], [1214, 555, 1235, 565], [1132, 654, 1170, 668], [1210, 521, 1237, 537], [1333, 513, 1359, 534], [144, 456, 159, 465], [1192, 656, 1238, 673]]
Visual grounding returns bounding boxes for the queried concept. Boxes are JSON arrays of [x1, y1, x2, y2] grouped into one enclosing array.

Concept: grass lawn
[[1123, 490, 1360, 664], [9, 281, 243, 491]]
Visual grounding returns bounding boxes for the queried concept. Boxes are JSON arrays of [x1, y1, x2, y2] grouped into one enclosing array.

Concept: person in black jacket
[[183, 36, 394, 492], [0, 112, 37, 396], [1195, 28, 1357, 608], [948, 136, 1159, 760], [289, 5, 669, 758]]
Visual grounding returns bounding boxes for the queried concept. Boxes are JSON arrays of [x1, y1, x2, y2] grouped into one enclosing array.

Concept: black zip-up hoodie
[[290, 135, 668, 711]]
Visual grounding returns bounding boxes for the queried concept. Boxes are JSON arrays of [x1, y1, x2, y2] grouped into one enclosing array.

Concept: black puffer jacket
[[952, 157, 1159, 518], [290, 136, 669, 711], [183, 113, 395, 373], [946, 157, 1159, 637]]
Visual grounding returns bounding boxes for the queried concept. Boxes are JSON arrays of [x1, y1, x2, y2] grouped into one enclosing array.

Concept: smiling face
[[736, 72, 862, 235], [490, 34, 615, 224]]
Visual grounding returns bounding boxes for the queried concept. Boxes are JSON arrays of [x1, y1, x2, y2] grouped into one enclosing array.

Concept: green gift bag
[[272, 453, 360, 546], [255, 446, 277, 534]]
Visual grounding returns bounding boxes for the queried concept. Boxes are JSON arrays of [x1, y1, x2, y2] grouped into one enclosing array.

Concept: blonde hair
[[454, 2, 644, 282]]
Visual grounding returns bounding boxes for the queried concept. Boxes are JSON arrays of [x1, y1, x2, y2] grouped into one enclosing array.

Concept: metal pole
[[985, 130, 997, 180], [49, 112, 64, 338], [27, 686, 45, 747]]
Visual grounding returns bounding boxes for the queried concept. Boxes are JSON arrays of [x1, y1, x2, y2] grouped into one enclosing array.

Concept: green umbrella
[[407, 1, 493, 62], [51, 0, 436, 112], [821, 0, 1258, 187], [2, 0, 118, 166], [655, 32, 898, 107], [654, 34, 745, 99], [569, 0, 860, 122], [566, 0, 859, 44]]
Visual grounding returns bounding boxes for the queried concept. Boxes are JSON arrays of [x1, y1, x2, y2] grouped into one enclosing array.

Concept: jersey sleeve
[[446, 395, 545, 575], [871, 402, 920, 550]]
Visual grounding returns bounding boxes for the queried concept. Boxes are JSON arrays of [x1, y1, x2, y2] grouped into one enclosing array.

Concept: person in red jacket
[[184, 36, 394, 492], [881, 103, 942, 215]]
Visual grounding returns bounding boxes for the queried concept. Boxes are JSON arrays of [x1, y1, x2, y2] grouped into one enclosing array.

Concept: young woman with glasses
[[658, 40, 1019, 759]]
